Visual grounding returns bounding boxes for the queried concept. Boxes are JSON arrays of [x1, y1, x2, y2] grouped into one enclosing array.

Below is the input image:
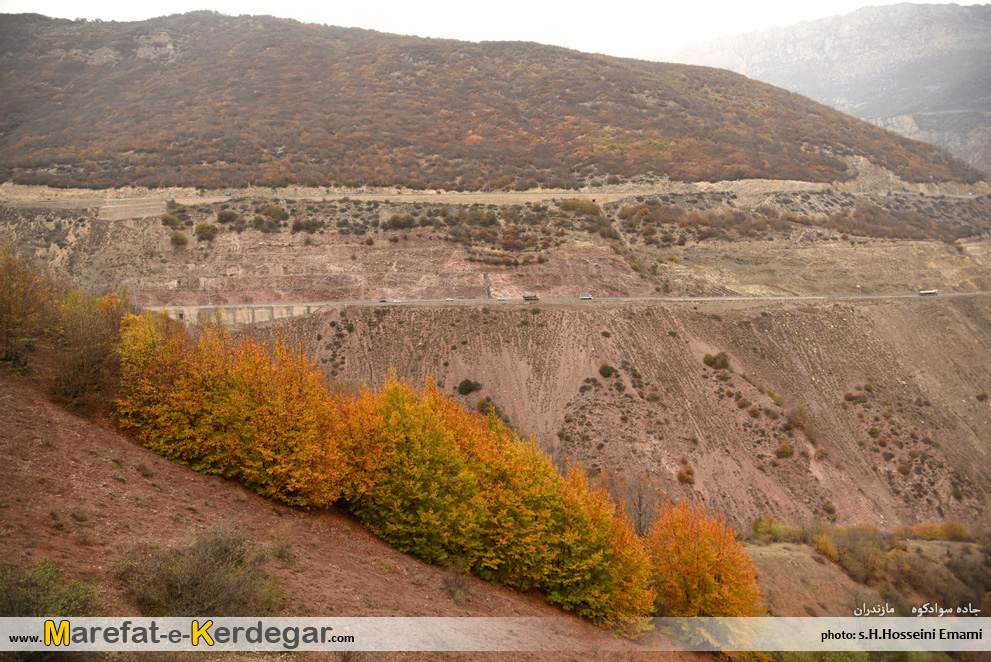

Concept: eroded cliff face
[[262, 295, 991, 534], [668, 3, 991, 176], [2, 186, 990, 308]]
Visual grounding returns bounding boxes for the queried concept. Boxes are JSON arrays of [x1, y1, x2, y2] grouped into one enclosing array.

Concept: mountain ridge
[[667, 3, 991, 176], [0, 11, 982, 190]]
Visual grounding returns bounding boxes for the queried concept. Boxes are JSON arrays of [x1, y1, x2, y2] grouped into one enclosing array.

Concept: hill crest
[[0, 11, 983, 190]]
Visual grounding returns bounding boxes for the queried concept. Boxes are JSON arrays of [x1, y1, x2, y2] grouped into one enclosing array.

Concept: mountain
[[667, 3, 991, 177], [0, 11, 982, 191]]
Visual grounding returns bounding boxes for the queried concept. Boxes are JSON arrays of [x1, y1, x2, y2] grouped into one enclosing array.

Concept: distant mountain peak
[[667, 3, 991, 176]]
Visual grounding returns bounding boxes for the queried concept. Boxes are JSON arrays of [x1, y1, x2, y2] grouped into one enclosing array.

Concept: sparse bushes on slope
[[895, 521, 970, 541], [751, 514, 790, 543], [787, 404, 820, 445], [814, 534, 840, 562], [456, 378, 482, 395], [216, 209, 239, 224], [194, 223, 218, 241], [677, 464, 695, 485], [764, 516, 985, 611], [559, 200, 602, 216], [702, 351, 729, 369]]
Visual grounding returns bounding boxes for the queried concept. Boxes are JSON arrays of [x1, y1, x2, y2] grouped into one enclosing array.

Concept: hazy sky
[[0, 0, 983, 57]]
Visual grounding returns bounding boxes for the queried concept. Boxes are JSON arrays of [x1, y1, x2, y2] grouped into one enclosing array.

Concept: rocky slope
[[3, 180, 990, 537], [4, 371, 983, 648], [263, 294, 991, 534], [2, 184, 990, 308]]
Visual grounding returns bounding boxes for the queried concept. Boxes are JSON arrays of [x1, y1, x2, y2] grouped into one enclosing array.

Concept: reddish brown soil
[[0, 374, 702, 662]]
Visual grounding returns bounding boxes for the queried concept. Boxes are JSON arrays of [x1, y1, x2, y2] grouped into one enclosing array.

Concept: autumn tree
[[48, 289, 133, 411], [0, 244, 55, 366], [340, 376, 656, 629], [646, 500, 764, 617], [117, 320, 656, 632], [116, 314, 346, 507]]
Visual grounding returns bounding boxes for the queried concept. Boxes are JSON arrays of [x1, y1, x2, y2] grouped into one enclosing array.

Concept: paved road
[[149, 290, 990, 314]]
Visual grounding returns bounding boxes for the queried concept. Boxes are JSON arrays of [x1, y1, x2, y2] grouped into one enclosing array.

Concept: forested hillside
[[0, 11, 982, 190]]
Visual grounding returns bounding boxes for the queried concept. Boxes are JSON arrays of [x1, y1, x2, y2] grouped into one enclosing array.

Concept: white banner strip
[[1, 617, 988, 652]]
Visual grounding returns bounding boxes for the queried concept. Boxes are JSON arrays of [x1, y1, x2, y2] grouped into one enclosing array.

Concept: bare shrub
[[47, 290, 134, 413], [442, 558, 470, 606], [270, 524, 297, 566], [833, 524, 887, 584], [114, 524, 276, 616]]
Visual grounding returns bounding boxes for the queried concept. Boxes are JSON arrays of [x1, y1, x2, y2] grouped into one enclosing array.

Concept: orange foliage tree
[[646, 500, 765, 617], [116, 313, 346, 506], [116, 317, 655, 630]]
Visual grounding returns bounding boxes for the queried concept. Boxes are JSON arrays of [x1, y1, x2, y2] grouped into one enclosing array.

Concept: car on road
[[496, 297, 505, 301], [393, 300, 402, 303], [445, 298, 454, 302], [579, 293, 593, 300], [378, 299, 387, 302]]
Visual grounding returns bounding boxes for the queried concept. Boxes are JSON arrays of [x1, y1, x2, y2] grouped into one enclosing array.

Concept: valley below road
[[256, 293, 991, 534]]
